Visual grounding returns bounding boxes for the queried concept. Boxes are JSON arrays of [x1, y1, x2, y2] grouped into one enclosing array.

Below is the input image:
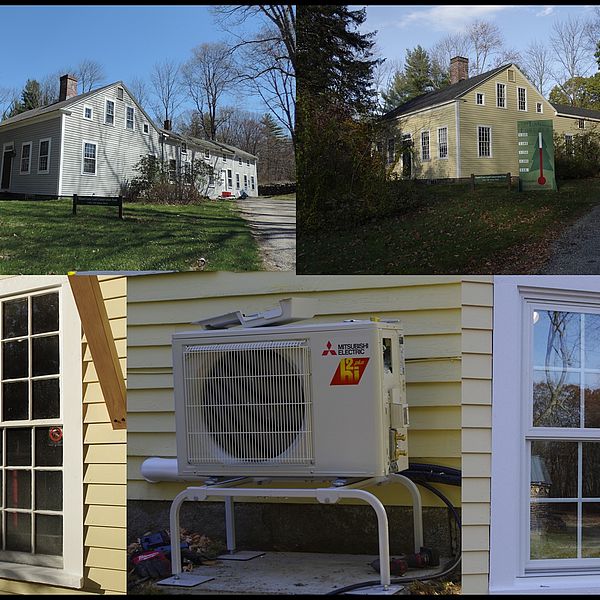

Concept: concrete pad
[[141, 551, 449, 595]]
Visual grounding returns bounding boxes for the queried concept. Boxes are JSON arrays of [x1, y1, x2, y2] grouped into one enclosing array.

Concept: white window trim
[[0, 276, 83, 589], [125, 105, 135, 131], [83, 105, 93, 121], [508, 68, 516, 82], [204, 150, 210, 159], [578, 119, 586, 129], [116, 86, 124, 101], [420, 129, 430, 161], [477, 125, 493, 158], [437, 126, 448, 160], [81, 140, 98, 177], [517, 86, 528, 112], [19, 142, 32, 175], [142, 122, 149, 135], [476, 92, 485, 106], [536, 102, 543, 114], [104, 98, 115, 126], [37, 138, 51, 175], [496, 82, 507, 109], [491, 276, 600, 595]]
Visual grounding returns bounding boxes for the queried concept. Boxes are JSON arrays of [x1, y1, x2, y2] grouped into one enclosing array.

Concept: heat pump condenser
[[172, 320, 409, 478]]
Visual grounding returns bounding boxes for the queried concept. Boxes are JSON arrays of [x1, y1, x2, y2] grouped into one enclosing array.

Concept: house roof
[[382, 63, 511, 120], [0, 80, 119, 128], [160, 128, 257, 160], [551, 103, 600, 121]]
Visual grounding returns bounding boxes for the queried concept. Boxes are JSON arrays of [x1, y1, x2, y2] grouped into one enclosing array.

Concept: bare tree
[[492, 47, 524, 70], [0, 87, 18, 120], [430, 33, 471, 72], [150, 59, 184, 126], [74, 59, 105, 93], [523, 40, 553, 97], [182, 42, 236, 141], [128, 77, 150, 109], [466, 20, 504, 75]]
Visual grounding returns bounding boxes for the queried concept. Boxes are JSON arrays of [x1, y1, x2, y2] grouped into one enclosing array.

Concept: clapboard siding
[[553, 113, 600, 137], [0, 116, 62, 195]]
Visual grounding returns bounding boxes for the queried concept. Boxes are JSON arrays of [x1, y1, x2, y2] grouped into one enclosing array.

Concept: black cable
[[325, 474, 461, 595]]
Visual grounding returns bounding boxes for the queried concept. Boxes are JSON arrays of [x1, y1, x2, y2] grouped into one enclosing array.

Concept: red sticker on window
[[49, 427, 63, 443]]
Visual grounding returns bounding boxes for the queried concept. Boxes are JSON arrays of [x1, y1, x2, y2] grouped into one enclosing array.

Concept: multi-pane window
[[83, 106, 93, 120], [238, 156, 242, 166], [578, 119, 586, 129], [438, 127, 448, 159], [243, 174, 248, 189], [497, 83, 506, 108], [227, 169, 233, 189], [105, 99, 115, 125], [536, 102, 543, 114], [235, 173, 240, 189], [527, 307, 600, 567], [387, 138, 396, 164], [116, 87, 124, 101], [420, 131, 430, 161], [507, 69, 516, 82], [222, 153, 227, 163], [246, 158, 250, 166], [476, 93, 485, 105], [565, 134, 574, 156], [518, 87, 527, 111], [183, 163, 191, 184], [204, 150, 210, 159], [20, 143, 31, 175], [38, 140, 50, 174], [478, 126, 491, 157], [126, 106, 134, 130], [82, 142, 97, 175], [142, 123, 149, 135], [168, 160, 176, 183], [251, 176, 255, 191], [0, 291, 63, 563], [181, 143, 187, 155]]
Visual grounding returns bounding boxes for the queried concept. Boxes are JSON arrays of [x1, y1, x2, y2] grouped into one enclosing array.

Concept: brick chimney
[[164, 119, 172, 131], [59, 74, 78, 101], [450, 56, 469, 85]]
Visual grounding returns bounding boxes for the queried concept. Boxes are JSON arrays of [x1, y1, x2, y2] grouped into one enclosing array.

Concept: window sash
[[38, 140, 50, 174], [82, 143, 97, 175], [478, 126, 491, 157], [105, 100, 115, 125], [518, 87, 527, 111], [126, 107, 134, 130], [20, 144, 31, 174], [421, 131, 430, 161], [438, 128, 448, 159], [497, 83, 506, 108], [476, 93, 485, 105]]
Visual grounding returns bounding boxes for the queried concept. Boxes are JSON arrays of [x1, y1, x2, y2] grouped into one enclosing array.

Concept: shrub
[[554, 130, 600, 180]]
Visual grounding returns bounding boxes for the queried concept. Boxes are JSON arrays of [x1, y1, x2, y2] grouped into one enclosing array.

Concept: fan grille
[[182, 341, 314, 465]]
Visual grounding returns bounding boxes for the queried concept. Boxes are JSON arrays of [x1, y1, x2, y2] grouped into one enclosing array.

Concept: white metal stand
[[158, 475, 424, 592]]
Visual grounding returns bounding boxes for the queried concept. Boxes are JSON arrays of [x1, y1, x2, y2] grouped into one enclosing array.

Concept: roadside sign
[[517, 120, 557, 191]]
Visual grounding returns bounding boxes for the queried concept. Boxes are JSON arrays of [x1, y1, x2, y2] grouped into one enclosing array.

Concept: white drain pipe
[[141, 457, 201, 483]]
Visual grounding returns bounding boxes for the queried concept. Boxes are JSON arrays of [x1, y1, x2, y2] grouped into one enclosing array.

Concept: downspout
[[455, 100, 461, 179]]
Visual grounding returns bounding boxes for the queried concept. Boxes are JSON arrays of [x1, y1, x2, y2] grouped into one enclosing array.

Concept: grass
[[297, 178, 600, 275], [0, 198, 262, 274]]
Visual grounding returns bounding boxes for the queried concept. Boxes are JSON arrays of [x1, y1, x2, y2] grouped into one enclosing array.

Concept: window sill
[[0, 562, 82, 589], [490, 575, 600, 595]]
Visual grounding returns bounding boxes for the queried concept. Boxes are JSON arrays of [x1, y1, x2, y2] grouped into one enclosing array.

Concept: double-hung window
[[420, 131, 430, 161], [518, 87, 527, 111], [235, 173, 240, 189], [82, 141, 97, 176], [105, 100, 115, 125], [38, 139, 51, 174], [243, 174, 248, 189], [497, 83, 506, 108], [125, 106, 135, 130], [227, 169, 233, 189], [438, 127, 448, 159], [251, 176, 255, 191], [20, 143, 32, 175], [0, 277, 82, 587], [478, 126, 492, 157], [387, 138, 396, 164]]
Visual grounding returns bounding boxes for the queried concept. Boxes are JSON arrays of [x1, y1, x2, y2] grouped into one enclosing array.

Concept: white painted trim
[[476, 92, 485, 106], [437, 126, 448, 160], [58, 114, 65, 196], [386, 98, 457, 122], [37, 137, 51, 175], [455, 101, 461, 178], [142, 122, 150, 135], [517, 86, 527, 112], [536, 102, 543, 114], [496, 81, 507, 109], [81, 139, 98, 176], [82, 104, 93, 121], [477, 124, 493, 158], [125, 104, 135, 131], [19, 141, 32, 175], [420, 129, 431, 161], [104, 97, 115, 126], [0, 111, 67, 133]]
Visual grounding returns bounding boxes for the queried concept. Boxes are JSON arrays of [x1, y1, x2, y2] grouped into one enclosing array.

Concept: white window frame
[[246, 158, 250, 166], [565, 133, 575, 156], [19, 142, 32, 175], [536, 102, 543, 114], [227, 169, 233, 189], [37, 138, 51, 175], [104, 98, 115, 126], [251, 175, 255, 191], [477, 125, 492, 158], [0, 276, 83, 589], [82, 105, 93, 121], [476, 92, 485, 106], [508, 68, 516, 82], [116, 86, 124, 101], [204, 149, 210, 160], [237, 156, 242, 166], [235, 172, 240, 189], [437, 127, 448, 160], [517, 86, 527, 112], [81, 140, 98, 177], [125, 105, 135, 131], [222, 153, 227, 163], [420, 130, 430, 161], [496, 82, 507, 109], [142, 122, 149, 135], [491, 276, 600, 595], [243, 174, 248, 189], [578, 119, 586, 129]]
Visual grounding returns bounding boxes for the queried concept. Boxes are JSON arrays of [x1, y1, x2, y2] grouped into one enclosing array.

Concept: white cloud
[[536, 6, 555, 17]]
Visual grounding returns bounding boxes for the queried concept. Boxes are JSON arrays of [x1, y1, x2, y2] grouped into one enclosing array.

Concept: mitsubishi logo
[[322, 341, 337, 356]]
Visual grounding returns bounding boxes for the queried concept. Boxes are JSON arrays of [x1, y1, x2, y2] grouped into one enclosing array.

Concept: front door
[[401, 134, 412, 178], [1, 147, 13, 190]]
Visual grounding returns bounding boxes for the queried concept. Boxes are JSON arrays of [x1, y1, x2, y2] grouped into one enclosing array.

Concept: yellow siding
[[553, 113, 600, 138], [460, 276, 493, 595], [388, 103, 458, 179], [459, 66, 553, 177], [127, 273, 472, 509]]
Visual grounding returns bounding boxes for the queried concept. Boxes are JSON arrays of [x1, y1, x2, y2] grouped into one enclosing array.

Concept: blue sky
[[360, 4, 598, 92], [0, 5, 266, 116]]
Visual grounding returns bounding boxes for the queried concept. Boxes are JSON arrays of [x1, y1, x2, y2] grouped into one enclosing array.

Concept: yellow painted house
[[381, 57, 599, 180], [127, 271, 495, 588], [0, 275, 127, 595]]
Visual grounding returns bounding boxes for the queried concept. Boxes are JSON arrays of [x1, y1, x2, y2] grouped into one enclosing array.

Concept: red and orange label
[[330, 357, 369, 385]]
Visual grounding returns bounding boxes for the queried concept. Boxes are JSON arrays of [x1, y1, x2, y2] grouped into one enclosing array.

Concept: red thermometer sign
[[537, 132, 546, 185]]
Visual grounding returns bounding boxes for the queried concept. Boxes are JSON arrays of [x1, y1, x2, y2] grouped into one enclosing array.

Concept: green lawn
[[297, 179, 600, 275], [0, 198, 262, 274]]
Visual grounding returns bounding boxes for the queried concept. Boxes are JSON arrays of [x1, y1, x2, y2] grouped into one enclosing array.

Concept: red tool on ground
[[370, 547, 440, 576]]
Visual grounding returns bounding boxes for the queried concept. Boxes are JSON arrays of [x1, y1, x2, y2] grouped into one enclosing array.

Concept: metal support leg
[[389, 473, 424, 553], [225, 496, 236, 554]]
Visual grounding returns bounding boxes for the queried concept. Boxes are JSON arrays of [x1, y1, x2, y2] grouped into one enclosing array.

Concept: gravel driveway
[[538, 204, 600, 274], [236, 196, 296, 271]]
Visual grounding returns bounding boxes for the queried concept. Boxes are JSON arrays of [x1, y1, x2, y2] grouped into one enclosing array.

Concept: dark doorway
[[1, 150, 12, 190]]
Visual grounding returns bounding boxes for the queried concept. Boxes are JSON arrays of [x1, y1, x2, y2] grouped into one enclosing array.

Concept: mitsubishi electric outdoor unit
[[172, 319, 410, 478]]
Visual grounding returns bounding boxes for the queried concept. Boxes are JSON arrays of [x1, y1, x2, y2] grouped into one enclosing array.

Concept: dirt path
[[538, 204, 600, 274], [236, 196, 296, 271]]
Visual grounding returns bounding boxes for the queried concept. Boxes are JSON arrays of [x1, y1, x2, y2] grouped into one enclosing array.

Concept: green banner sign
[[517, 120, 557, 191]]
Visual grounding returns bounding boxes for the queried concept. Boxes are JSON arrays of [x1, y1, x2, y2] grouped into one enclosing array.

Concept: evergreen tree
[[8, 79, 43, 117]]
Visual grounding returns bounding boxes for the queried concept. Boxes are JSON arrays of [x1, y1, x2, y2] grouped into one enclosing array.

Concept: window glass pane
[[32, 293, 58, 334], [533, 370, 580, 428], [35, 471, 62, 511], [5, 512, 31, 552], [2, 339, 28, 380], [585, 314, 600, 369], [583, 442, 600, 497], [32, 378, 60, 420], [2, 298, 28, 339], [32, 335, 59, 376], [530, 502, 577, 559], [36, 514, 62, 556], [6, 428, 32, 465], [35, 427, 63, 466], [582, 503, 600, 558], [6, 470, 31, 508], [585, 373, 600, 428], [3, 381, 29, 421], [533, 310, 580, 369], [531, 440, 578, 498]]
